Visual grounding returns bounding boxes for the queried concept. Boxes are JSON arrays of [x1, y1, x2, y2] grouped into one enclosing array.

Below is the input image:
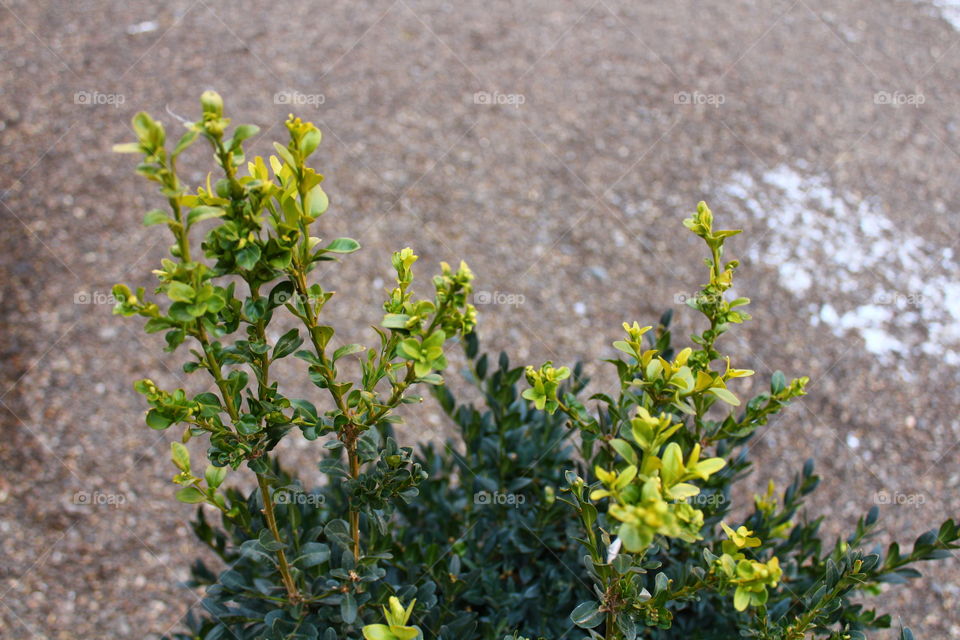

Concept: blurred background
[[2, 0, 959, 637]]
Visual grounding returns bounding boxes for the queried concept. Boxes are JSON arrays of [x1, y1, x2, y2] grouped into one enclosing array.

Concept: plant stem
[[197, 325, 239, 419], [243, 284, 303, 600], [556, 399, 593, 433], [166, 154, 299, 604], [257, 474, 301, 602], [164, 168, 238, 422], [289, 268, 362, 561], [347, 433, 361, 561], [367, 362, 415, 424], [787, 583, 844, 637], [247, 283, 271, 404]]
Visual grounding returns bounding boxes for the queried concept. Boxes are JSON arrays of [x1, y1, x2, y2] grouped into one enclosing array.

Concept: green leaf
[[311, 325, 335, 350], [170, 442, 190, 472], [414, 361, 432, 378], [581, 502, 598, 531], [619, 522, 652, 552], [171, 129, 199, 157], [325, 237, 360, 254], [132, 112, 154, 140], [692, 458, 726, 481], [167, 282, 195, 303], [290, 398, 318, 420], [382, 313, 412, 329], [616, 616, 637, 640], [570, 601, 604, 629], [307, 185, 329, 218], [236, 415, 262, 436], [396, 339, 421, 361], [236, 244, 261, 271], [230, 124, 260, 147], [708, 387, 741, 406], [266, 248, 292, 269], [654, 572, 669, 594], [168, 302, 195, 322], [613, 340, 637, 357], [187, 206, 225, 226], [669, 483, 700, 500], [362, 625, 394, 640], [273, 142, 297, 168], [324, 519, 352, 549], [645, 358, 663, 380], [341, 592, 358, 624], [273, 329, 303, 360], [258, 529, 286, 551], [733, 586, 750, 611], [204, 464, 227, 489], [112, 142, 142, 153], [609, 438, 638, 465], [294, 350, 322, 366], [391, 627, 419, 640], [295, 542, 331, 568], [660, 442, 684, 486], [268, 281, 295, 308], [145, 409, 173, 430], [301, 128, 322, 157], [422, 330, 446, 350], [771, 370, 786, 394], [175, 486, 207, 504], [333, 343, 365, 361], [143, 209, 171, 226]]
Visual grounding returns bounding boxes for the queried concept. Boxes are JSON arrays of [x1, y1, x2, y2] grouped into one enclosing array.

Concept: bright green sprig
[[363, 597, 422, 640], [521, 362, 570, 413]]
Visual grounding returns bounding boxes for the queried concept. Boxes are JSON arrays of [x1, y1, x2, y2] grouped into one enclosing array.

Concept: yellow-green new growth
[[603, 475, 705, 552], [363, 597, 421, 640], [592, 434, 727, 553], [522, 362, 571, 413], [715, 522, 783, 611]]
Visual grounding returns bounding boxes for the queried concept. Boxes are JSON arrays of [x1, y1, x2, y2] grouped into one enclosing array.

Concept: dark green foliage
[[116, 95, 957, 640], [396, 341, 589, 638], [170, 328, 958, 640]]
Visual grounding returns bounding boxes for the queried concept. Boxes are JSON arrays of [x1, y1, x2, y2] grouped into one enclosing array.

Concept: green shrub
[[114, 94, 957, 640]]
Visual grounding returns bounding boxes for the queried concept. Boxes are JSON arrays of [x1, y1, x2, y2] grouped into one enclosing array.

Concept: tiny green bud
[[200, 90, 223, 116], [544, 485, 556, 505]]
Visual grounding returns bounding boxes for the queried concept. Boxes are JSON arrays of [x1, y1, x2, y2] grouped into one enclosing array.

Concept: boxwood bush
[[113, 94, 958, 640]]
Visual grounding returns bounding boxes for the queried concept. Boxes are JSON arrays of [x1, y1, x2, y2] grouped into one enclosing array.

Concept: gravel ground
[[2, 0, 959, 637]]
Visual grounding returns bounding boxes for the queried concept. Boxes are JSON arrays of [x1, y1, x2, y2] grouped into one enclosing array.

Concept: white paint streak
[[914, 0, 960, 30], [721, 165, 960, 368], [126, 21, 159, 35]]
